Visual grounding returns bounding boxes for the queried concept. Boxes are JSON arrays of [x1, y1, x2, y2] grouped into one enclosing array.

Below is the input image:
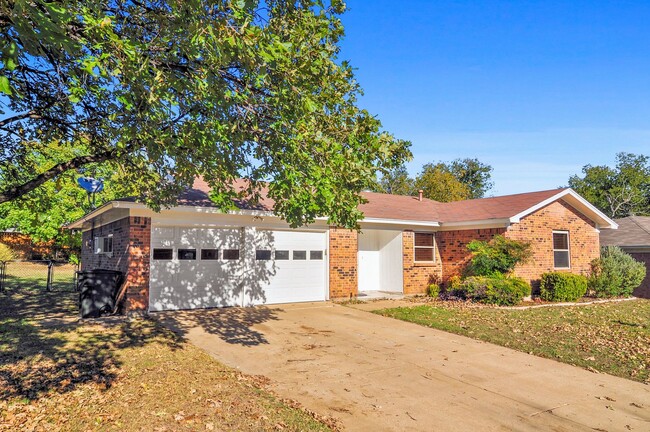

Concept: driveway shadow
[[155, 306, 281, 347]]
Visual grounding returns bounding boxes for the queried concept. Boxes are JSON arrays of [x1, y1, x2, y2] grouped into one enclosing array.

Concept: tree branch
[[0, 145, 134, 204]]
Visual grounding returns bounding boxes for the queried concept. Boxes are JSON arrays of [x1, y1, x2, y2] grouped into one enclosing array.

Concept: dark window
[[223, 249, 240, 260], [178, 249, 197, 260], [256, 250, 272, 260], [275, 250, 290, 260], [553, 232, 570, 268], [293, 250, 307, 260], [414, 233, 435, 262], [102, 236, 113, 254], [201, 249, 219, 260], [310, 250, 323, 260], [153, 248, 173, 260]]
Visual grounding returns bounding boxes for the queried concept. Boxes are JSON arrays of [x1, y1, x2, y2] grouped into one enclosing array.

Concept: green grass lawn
[[0, 288, 335, 431], [375, 300, 650, 383]]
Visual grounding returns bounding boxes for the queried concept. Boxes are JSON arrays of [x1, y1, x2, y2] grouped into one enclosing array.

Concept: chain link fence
[[0, 260, 79, 293]]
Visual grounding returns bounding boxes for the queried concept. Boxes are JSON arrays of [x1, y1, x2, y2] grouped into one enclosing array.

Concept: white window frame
[[552, 230, 570, 269], [413, 232, 436, 263], [94, 234, 113, 257]]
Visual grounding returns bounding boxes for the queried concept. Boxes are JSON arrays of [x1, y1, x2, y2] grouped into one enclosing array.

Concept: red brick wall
[[81, 216, 151, 313], [627, 252, 650, 299], [505, 200, 599, 289], [329, 227, 358, 299], [81, 218, 131, 274], [437, 228, 506, 282], [402, 231, 443, 294], [125, 217, 151, 312]]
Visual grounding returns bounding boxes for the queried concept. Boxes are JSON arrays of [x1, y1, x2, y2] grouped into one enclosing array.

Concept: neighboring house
[[0, 230, 59, 260], [599, 216, 650, 299], [66, 178, 617, 314]]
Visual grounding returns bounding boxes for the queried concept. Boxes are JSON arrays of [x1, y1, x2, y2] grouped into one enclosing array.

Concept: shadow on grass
[[0, 288, 183, 401], [155, 306, 281, 347]]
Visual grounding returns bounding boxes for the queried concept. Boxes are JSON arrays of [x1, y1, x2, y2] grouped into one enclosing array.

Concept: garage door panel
[[249, 230, 326, 306], [150, 227, 326, 311]]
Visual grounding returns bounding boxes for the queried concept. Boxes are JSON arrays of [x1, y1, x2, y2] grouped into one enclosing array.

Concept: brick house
[[600, 216, 650, 299], [67, 179, 617, 314]]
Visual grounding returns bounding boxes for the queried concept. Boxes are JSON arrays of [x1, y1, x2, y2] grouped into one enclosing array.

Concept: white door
[[246, 230, 327, 305], [149, 227, 244, 311], [149, 226, 327, 311], [358, 230, 380, 292]]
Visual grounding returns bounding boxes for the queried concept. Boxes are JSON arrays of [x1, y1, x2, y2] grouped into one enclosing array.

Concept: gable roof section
[[600, 216, 650, 246], [67, 178, 618, 230], [433, 189, 563, 224]]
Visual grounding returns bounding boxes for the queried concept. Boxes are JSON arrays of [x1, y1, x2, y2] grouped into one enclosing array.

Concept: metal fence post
[[46, 261, 53, 292], [0, 261, 6, 293]]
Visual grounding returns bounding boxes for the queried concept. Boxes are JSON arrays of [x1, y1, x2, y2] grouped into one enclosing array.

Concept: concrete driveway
[[156, 302, 649, 431]]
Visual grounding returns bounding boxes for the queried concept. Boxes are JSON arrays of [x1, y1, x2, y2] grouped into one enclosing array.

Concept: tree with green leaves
[[446, 158, 493, 199], [414, 163, 472, 202], [0, 0, 410, 229], [568, 153, 650, 218], [374, 164, 415, 196]]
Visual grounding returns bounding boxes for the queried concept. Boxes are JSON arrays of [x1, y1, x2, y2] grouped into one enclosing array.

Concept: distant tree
[[568, 153, 650, 218], [447, 158, 494, 199], [414, 163, 472, 202], [375, 164, 415, 195]]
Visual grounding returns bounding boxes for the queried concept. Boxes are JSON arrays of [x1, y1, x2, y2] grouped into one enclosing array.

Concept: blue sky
[[338, 0, 650, 195]]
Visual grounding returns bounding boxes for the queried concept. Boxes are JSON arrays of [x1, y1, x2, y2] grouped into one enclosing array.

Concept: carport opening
[[358, 229, 403, 295]]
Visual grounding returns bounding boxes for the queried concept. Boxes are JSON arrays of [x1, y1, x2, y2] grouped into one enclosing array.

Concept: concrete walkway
[[156, 302, 649, 432]]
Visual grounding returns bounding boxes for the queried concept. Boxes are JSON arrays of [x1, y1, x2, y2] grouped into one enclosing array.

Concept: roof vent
[[418, 190, 423, 202]]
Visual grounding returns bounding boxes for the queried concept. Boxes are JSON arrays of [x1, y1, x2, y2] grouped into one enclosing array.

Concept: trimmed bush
[[540, 272, 588, 302], [427, 283, 440, 298], [459, 275, 530, 306], [589, 246, 646, 298], [466, 235, 532, 277]]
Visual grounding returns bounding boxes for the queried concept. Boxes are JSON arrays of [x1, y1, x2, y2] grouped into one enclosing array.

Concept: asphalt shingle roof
[[600, 216, 650, 247]]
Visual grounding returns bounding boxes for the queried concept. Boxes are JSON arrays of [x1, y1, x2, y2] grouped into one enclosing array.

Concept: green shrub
[[427, 283, 440, 298], [0, 243, 15, 262], [466, 235, 532, 277], [459, 275, 530, 306], [588, 246, 646, 298], [540, 272, 588, 302]]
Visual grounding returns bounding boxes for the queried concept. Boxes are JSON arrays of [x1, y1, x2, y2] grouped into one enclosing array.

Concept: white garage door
[[149, 226, 327, 311]]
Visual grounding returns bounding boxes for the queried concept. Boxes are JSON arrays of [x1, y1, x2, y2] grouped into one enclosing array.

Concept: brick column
[[125, 216, 151, 314], [329, 227, 358, 299]]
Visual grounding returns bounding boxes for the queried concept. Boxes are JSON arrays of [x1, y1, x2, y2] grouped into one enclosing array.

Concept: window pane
[[293, 250, 307, 260], [223, 249, 240, 260], [414, 247, 434, 262], [553, 232, 568, 250], [201, 249, 218, 260], [256, 250, 272, 260], [275, 250, 290, 260], [414, 233, 434, 247], [554, 251, 570, 268], [153, 248, 173, 260], [310, 250, 323, 260], [178, 249, 197, 260]]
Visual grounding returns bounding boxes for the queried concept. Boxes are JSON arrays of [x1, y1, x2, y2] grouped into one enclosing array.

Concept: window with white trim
[[94, 235, 113, 256], [414, 232, 435, 262], [552, 231, 570, 269]]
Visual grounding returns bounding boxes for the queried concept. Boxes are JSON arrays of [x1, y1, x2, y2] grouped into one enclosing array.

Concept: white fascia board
[[509, 189, 618, 229], [361, 217, 440, 227], [438, 218, 512, 231]]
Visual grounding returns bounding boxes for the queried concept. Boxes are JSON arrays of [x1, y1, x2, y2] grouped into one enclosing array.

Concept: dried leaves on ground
[[376, 299, 650, 384], [0, 289, 335, 432]]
